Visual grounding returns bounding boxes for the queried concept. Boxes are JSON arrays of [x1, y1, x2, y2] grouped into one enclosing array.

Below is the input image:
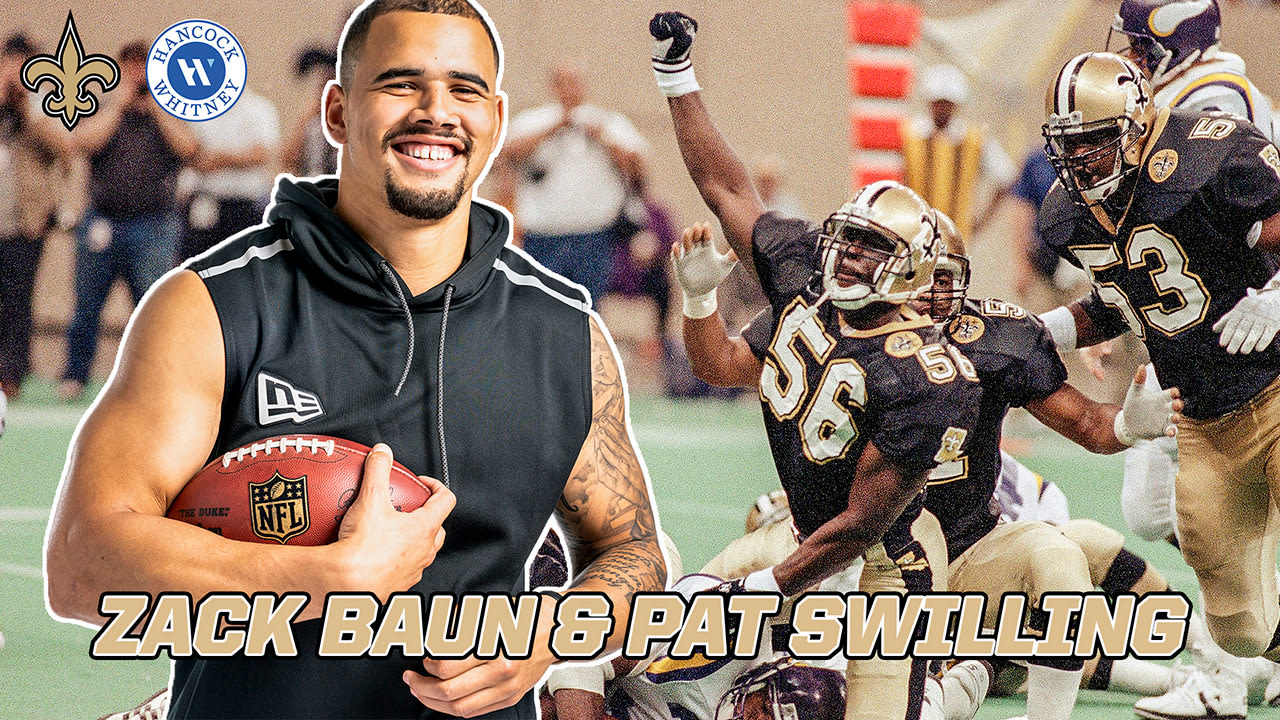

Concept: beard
[[383, 167, 469, 221]]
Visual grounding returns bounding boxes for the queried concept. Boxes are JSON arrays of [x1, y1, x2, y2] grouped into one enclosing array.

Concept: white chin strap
[[829, 284, 873, 310], [1082, 174, 1123, 203]]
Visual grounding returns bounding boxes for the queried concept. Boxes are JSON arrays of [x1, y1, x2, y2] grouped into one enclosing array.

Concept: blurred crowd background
[[3, 0, 1279, 404]]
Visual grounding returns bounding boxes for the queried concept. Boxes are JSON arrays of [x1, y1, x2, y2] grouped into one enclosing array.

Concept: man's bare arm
[[665, 92, 766, 265], [407, 317, 664, 717], [1027, 384, 1127, 455], [1028, 366, 1181, 454], [44, 270, 453, 626], [771, 441, 925, 596], [557, 317, 667, 609], [683, 312, 763, 388]]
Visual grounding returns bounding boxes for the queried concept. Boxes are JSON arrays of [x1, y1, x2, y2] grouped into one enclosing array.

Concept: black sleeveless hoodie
[[172, 176, 592, 719]]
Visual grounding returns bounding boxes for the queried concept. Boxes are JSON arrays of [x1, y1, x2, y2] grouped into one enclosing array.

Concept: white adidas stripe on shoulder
[[493, 257, 590, 314], [495, 245, 592, 313], [197, 237, 295, 279]]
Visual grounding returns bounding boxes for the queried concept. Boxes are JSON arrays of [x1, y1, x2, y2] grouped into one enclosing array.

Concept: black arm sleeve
[[740, 307, 775, 360], [1079, 289, 1132, 342], [1208, 124, 1280, 238], [1000, 316, 1070, 407]]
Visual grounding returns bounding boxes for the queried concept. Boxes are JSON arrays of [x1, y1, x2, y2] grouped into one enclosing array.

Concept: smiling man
[[43, 1, 665, 718]]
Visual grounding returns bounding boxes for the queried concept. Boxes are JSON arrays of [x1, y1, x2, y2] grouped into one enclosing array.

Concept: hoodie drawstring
[[380, 264, 454, 489], [380, 262, 415, 397], [437, 284, 454, 488]]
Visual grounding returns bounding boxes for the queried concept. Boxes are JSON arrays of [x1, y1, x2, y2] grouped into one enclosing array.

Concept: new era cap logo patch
[[257, 372, 323, 426]]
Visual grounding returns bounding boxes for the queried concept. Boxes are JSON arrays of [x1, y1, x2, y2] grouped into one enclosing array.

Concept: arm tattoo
[[556, 319, 666, 602]]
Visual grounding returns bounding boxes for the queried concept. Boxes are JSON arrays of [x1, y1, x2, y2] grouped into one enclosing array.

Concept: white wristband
[[1113, 409, 1136, 447], [1038, 306, 1078, 354], [546, 662, 612, 696], [744, 567, 782, 594], [653, 64, 700, 98], [682, 289, 717, 320]]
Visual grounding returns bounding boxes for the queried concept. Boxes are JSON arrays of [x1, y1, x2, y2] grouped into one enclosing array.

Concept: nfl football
[[166, 435, 431, 546]]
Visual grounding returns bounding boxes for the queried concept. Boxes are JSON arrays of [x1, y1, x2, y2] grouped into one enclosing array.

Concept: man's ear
[[494, 90, 507, 147], [322, 80, 347, 146]]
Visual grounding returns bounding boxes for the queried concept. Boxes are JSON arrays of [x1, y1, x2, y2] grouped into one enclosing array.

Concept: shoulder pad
[[1143, 109, 1250, 194], [1036, 183, 1087, 252]]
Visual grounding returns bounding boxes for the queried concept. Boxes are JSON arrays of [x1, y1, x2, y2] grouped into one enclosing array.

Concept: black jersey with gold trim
[[1040, 107, 1280, 419], [927, 298, 1068, 562], [744, 213, 982, 538]]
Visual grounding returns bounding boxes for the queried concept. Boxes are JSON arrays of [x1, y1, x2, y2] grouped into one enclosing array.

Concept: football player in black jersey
[[1035, 51, 1280, 664], [651, 13, 983, 720], [678, 199, 1180, 720]]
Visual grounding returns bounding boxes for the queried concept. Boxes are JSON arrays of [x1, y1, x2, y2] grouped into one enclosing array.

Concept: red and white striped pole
[[847, 0, 921, 190]]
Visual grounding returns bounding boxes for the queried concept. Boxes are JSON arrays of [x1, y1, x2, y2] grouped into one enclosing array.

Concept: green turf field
[[0, 386, 1203, 718]]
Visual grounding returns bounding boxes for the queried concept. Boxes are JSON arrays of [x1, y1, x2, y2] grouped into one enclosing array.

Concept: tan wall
[[8, 1, 1280, 381]]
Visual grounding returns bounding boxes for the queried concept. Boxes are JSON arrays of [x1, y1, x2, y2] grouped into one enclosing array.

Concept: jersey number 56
[[760, 301, 974, 464]]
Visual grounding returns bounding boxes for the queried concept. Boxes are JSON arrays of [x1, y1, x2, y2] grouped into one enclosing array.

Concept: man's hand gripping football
[[335, 444, 455, 600]]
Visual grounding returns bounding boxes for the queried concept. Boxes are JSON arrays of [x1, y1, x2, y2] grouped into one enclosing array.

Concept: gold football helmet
[[817, 181, 943, 311], [1042, 52, 1154, 207], [917, 210, 970, 323]]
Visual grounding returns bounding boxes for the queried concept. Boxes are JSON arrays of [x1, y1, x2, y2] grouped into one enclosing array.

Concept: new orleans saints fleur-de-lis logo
[[21, 12, 120, 131]]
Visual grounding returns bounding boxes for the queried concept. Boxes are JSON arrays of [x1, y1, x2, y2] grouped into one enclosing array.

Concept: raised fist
[[650, 12, 698, 67]]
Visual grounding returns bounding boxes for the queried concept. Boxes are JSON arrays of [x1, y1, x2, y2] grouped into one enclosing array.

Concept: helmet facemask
[[917, 254, 970, 324], [1106, 1, 1221, 87], [817, 207, 938, 312], [1107, 21, 1171, 82], [1044, 119, 1145, 206], [1043, 53, 1153, 209]]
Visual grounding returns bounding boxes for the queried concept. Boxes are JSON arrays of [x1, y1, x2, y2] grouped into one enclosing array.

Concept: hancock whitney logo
[[146, 19, 245, 121], [257, 372, 324, 426]]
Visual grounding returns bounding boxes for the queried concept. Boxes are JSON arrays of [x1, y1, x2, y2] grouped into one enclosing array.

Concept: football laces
[[221, 437, 336, 467]]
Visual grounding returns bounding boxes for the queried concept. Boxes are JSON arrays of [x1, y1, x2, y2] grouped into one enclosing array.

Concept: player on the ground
[[1035, 52, 1280, 681], [722, 481, 1191, 707], [680, 209, 1178, 720], [538, 571, 989, 720], [538, 573, 849, 720], [650, 13, 985, 720]]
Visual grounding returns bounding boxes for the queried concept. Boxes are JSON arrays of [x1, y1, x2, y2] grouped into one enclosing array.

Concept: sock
[[1105, 657, 1177, 696], [940, 666, 985, 720], [1025, 663, 1082, 720], [1086, 657, 1113, 690], [1099, 548, 1148, 596], [1244, 656, 1277, 701]]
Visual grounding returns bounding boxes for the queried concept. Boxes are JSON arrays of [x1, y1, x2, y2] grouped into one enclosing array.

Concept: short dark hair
[[119, 41, 148, 64], [337, 0, 501, 89], [3, 32, 35, 58], [295, 46, 337, 78]]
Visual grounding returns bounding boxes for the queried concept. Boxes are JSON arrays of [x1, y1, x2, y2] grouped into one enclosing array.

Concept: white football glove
[[650, 11, 700, 97], [1114, 366, 1181, 446], [1213, 283, 1280, 355], [672, 222, 737, 319]]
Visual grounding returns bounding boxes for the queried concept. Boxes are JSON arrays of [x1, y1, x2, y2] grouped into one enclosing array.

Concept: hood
[[265, 176, 510, 312]]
